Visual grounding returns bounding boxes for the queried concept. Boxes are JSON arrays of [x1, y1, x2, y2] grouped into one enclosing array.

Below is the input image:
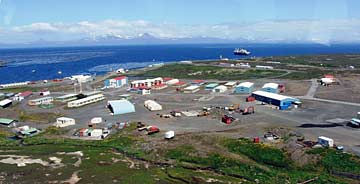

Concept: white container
[[357, 112, 360, 119], [318, 136, 334, 147], [91, 117, 103, 124], [90, 129, 103, 137], [165, 131, 175, 139]]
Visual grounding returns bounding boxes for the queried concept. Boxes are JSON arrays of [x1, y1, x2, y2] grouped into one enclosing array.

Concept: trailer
[[318, 136, 334, 147]]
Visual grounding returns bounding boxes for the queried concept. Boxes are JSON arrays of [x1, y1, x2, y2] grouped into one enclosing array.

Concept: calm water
[[0, 44, 360, 84]]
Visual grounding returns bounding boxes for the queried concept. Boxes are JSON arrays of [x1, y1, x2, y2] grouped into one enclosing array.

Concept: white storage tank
[[90, 117, 103, 124]]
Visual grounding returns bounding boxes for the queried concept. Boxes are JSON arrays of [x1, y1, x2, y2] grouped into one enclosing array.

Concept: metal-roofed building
[[0, 118, 16, 126], [205, 83, 219, 90], [251, 90, 299, 110], [262, 83, 279, 93], [107, 100, 135, 115], [235, 82, 254, 93]]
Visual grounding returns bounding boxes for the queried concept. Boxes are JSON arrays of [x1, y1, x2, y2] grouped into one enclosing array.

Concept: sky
[[0, 0, 360, 44]]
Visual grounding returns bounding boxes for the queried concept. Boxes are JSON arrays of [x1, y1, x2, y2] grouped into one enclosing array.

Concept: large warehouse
[[107, 100, 135, 115], [235, 82, 254, 93], [251, 91, 300, 110]]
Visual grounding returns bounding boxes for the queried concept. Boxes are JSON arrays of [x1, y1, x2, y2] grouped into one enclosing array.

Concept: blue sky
[[0, 0, 360, 43]]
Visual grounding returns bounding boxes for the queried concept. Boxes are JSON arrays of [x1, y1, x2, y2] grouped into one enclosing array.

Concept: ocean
[[0, 44, 359, 84]]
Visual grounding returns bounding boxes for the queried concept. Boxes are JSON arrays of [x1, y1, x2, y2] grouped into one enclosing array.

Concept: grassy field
[[0, 124, 359, 183], [132, 63, 286, 80]]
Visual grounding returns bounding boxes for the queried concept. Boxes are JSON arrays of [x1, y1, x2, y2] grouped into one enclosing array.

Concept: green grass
[[225, 139, 292, 168], [134, 64, 286, 80]]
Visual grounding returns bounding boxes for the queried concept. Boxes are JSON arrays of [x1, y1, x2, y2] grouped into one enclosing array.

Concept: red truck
[[222, 115, 235, 124], [278, 84, 285, 93], [246, 96, 255, 102]]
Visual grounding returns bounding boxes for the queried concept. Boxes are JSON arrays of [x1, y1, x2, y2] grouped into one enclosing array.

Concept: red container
[[254, 137, 260, 143]]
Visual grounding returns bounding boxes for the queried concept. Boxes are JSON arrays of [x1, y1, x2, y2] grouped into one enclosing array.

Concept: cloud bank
[[1, 19, 360, 44]]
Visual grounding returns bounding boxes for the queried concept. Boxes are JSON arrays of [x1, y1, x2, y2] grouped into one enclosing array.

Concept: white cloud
[[2, 19, 360, 43]]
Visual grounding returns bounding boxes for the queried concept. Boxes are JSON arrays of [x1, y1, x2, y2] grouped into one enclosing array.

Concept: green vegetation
[[18, 111, 61, 123], [0, 126, 358, 183], [225, 139, 291, 168], [134, 64, 285, 80]]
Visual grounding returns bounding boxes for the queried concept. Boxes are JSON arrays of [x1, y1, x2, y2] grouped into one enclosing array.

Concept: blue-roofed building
[[235, 82, 254, 94], [251, 91, 300, 110], [261, 83, 279, 93], [205, 83, 218, 90], [107, 100, 135, 115]]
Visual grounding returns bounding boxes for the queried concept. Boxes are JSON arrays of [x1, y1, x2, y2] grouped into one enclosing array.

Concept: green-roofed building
[[0, 118, 16, 125], [205, 83, 219, 90], [20, 127, 39, 136]]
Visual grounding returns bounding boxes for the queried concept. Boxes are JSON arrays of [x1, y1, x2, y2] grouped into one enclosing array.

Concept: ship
[[233, 48, 251, 55]]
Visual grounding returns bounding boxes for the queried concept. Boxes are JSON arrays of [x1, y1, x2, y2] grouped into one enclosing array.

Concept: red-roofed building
[[163, 77, 173, 82], [191, 80, 205, 86], [324, 74, 334, 79], [173, 81, 187, 87], [13, 91, 33, 101], [20, 91, 33, 98]]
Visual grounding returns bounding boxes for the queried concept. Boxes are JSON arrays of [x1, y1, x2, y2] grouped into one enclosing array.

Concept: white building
[[0, 82, 29, 89], [144, 100, 162, 111], [130, 77, 164, 88], [166, 79, 180, 85], [318, 136, 334, 147], [183, 85, 200, 94], [28, 97, 54, 106], [70, 74, 93, 83], [224, 81, 237, 88], [55, 94, 78, 103], [256, 65, 274, 70], [67, 94, 105, 108], [54, 117, 75, 128], [40, 90, 51, 96], [212, 85, 228, 93]]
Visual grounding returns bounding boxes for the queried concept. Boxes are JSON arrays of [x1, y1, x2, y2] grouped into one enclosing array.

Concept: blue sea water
[[0, 44, 360, 84]]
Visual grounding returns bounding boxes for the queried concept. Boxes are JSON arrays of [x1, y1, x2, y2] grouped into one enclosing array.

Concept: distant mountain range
[[0, 33, 350, 48]]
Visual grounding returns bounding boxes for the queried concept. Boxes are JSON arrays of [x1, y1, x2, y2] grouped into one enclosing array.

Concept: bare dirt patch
[[315, 75, 360, 103], [283, 80, 311, 96]]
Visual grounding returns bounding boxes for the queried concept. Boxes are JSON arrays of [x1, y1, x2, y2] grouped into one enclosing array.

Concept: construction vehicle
[[228, 104, 240, 111], [198, 111, 210, 117], [241, 106, 255, 115], [222, 115, 235, 124], [246, 96, 255, 102], [278, 84, 285, 93], [170, 111, 182, 117], [160, 114, 172, 118]]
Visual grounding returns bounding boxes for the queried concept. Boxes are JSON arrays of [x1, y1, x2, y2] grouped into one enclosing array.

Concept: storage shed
[[144, 100, 162, 111], [107, 100, 135, 115], [54, 117, 76, 128], [251, 91, 299, 110], [0, 118, 16, 126], [183, 85, 200, 94], [0, 99, 12, 108], [235, 82, 254, 94], [224, 81, 237, 88], [212, 85, 228, 93], [262, 83, 279, 93], [205, 83, 218, 90]]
